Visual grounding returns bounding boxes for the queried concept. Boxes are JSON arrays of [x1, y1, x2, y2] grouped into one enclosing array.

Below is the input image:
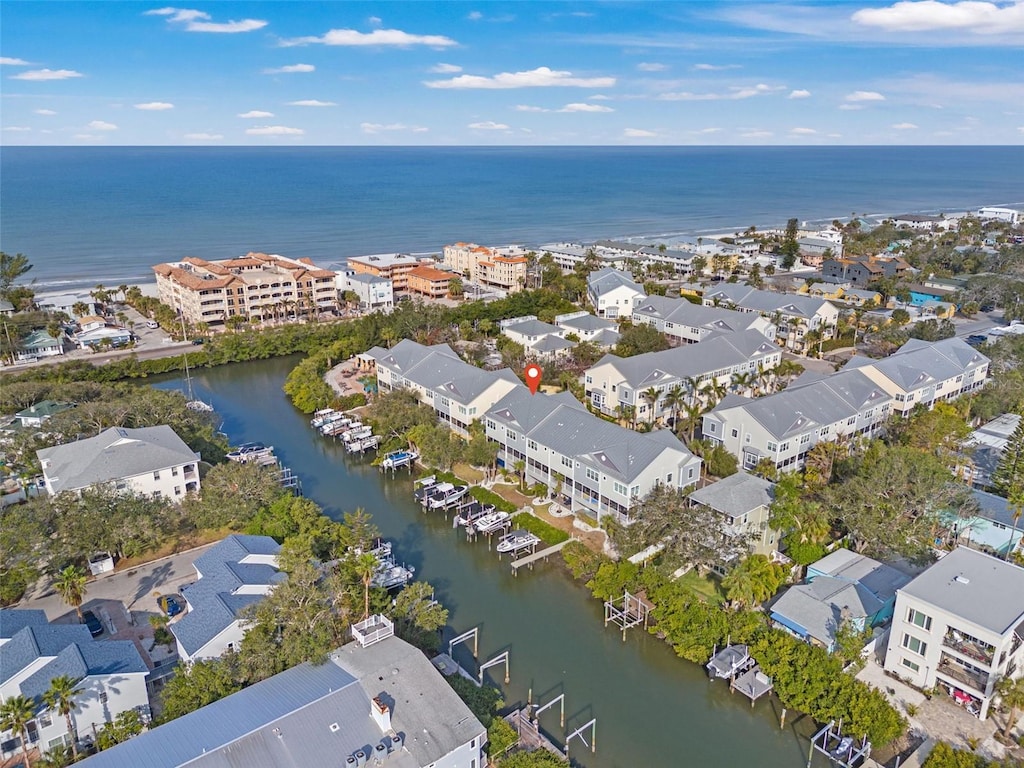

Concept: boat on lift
[[428, 484, 469, 510], [496, 529, 541, 553]]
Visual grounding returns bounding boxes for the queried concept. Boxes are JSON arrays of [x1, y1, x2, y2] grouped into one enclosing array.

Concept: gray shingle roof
[[587, 267, 643, 297], [37, 425, 199, 495], [771, 578, 882, 646], [79, 636, 483, 768], [503, 318, 562, 337], [0, 623, 94, 685], [704, 285, 834, 319], [376, 339, 520, 406], [898, 546, 1024, 635], [689, 472, 775, 517], [634, 295, 766, 333], [529, 335, 576, 353], [0, 608, 48, 639], [810, 549, 910, 604], [557, 313, 616, 333], [843, 337, 989, 391]]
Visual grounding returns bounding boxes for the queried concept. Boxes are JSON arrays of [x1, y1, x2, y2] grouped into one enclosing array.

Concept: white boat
[[310, 408, 336, 428], [455, 502, 494, 527], [318, 414, 350, 434], [413, 476, 438, 501], [343, 426, 372, 443], [226, 442, 272, 462], [381, 449, 419, 470], [347, 435, 380, 454], [473, 510, 510, 533], [428, 485, 468, 510], [496, 530, 541, 553], [420, 482, 453, 505], [371, 557, 415, 590]]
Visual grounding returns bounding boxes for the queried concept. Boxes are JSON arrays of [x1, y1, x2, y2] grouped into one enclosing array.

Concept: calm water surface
[[155, 357, 831, 768]]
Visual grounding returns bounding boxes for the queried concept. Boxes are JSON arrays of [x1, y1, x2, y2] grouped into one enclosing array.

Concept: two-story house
[[687, 472, 779, 559], [484, 389, 701, 525], [586, 268, 646, 319], [500, 316, 576, 360], [702, 285, 840, 353], [554, 311, 621, 348], [631, 295, 778, 346], [883, 547, 1024, 719], [37, 425, 201, 500]]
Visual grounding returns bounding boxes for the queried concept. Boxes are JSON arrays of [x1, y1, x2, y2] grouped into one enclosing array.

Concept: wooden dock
[[510, 539, 572, 574], [503, 708, 566, 759]]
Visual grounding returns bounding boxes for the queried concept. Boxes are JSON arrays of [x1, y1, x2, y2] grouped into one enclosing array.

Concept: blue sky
[[2, 1, 1022, 145]]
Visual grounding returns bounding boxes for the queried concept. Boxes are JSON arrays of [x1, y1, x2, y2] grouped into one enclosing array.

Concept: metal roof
[[771, 577, 881, 647], [704, 285, 835, 319], [37, 425, 199, 495], [688, 472, 775, 517], [586, 267, 644, 297]]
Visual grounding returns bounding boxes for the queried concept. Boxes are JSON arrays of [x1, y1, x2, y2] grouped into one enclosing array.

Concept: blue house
[[770, 549, 910, 652]]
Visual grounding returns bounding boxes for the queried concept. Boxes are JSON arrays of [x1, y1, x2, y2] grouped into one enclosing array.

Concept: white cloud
[[839, 103, 865, 110], [557, 102, 614, 113], [145, 7, 267, 33], [0, 57, 32, 66], [245, 125, 305, 135], [263, 64, 315, 74], [1019, 126, 1024, 133], [238, 110, 274, 118], [34, 109, 57, 115], [468, 121, 510, 130], [430, 63, 462, 73], [515, 105, 549, 112], [282, 28, 457, 47], [4, 126, 32, 132], [892, 122, 919, 129], [588, 94, 611, 100], [852, 1, 1024, 34], [636, 62, 667, 72], [87, 120, 118, 131], [10, 68, 84, 81], [368, 16, 382, 26], [468, 11, 483, 20], [287, 99, 337, 107], [828, 133, 843, 138], [623, 128, 657, 137], [425, 66, 615, 90], [695, 127, 721, 134], [790, 127, 817, 135], [788, 89, 811, 99], [658, 83, 784, 101], [845, 90, 886, 101], [741, 130, 774, 138], [134, 101, 175, 110], [184, 132, 223, 140], [693, 63, 741, 71], [360, 122, 428, 134]]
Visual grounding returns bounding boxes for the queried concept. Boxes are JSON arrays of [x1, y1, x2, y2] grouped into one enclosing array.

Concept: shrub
[[469, 486, 516, 513], [512, 513, 569, 545], [561, 540, 607, 582]]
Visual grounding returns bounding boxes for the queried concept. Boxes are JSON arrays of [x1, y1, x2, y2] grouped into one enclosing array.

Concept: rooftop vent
[[954, 575, 970, 585]]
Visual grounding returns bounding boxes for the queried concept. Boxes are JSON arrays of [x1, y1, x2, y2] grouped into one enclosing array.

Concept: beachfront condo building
[[443, 242, 529, 293], [153, 253, 337, 327], [883, 547, 1024, 720], [347, 253, 432, 293], [404, 265, 454, 299]]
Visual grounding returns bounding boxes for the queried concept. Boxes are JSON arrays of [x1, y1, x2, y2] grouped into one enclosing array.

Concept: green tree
[[0, 694, 36, 767], [354, 551, 379, 620], [183, 461, 286, 531], [499, 751, 570, 767], [641, 386, 661, 425], [54, 565, 87, 622], [891, 308, 911, 326], [833, 618, 873, 669], [779, 218, 799, 269], [391, 581, 449, 652], [160, 658, 244, 722], [366, 387, 438, 444], [995, 674, 1024, 739], [447, 276, 464, 298], [721, 555, 786, 608], [993, 415, 1024, 498], [95, 710, 143, 750], [0, 251, 33, 300], [613, 324, 669, 357], [43, 675, 84, 759]]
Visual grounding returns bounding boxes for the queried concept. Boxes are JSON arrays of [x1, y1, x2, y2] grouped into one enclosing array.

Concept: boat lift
[[807, 720, 871, 768], [603, 590, 653, 641]]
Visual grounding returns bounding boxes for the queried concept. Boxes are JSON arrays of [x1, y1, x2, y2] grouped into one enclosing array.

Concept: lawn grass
[[676, 568, 725, 605]]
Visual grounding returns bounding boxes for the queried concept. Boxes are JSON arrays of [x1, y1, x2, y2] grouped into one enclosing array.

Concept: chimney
[[371, 696, 391, 733]]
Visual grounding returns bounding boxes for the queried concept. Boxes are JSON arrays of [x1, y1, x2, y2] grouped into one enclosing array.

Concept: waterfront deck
[[730, 664, 774, 706], [510, 539, 572, 574], [503, 707, 566, 760]]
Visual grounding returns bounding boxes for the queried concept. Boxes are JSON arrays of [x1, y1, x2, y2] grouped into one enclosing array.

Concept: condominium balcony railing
[[938, 655, 989, 694], [942, 633, 994, 666]]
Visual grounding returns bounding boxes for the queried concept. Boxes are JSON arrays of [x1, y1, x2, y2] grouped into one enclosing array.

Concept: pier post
[[780, 708, 786, 729]]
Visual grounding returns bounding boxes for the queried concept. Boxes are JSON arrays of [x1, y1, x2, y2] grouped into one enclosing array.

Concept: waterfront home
[[443, 242, 529, 293], [770, 549, 909, 653], [842, 337, 989, 417], [976, 206, 1020, 225], [36, 292, 97, 319], [586, 267, 646, 319], [171, 535, 283, 663], [368, 339, 521, 435], [797, 236, 842, 267], [0, 609, 149, 760], [941, 489, 1024, 558], [701, 285, 840, 353], [882, 547, 1024, 719], [631, 295, 777, 346], [890, 213, 946, 230], [703, 368, 892, 473], [499, 315, 576, 360], [153, 252, 338, 327], [823, 255, 910, 286], [73, 323, 133, 350], [16, 329, 66, 361], [554, 311, 620, 348], [347, 252, 429, 293], [404, 265, 454, 299], [959, 413, 1021, 490], [77, 623, 485, 768], [585, 330, 782, 422], [687, 472, 779, 559], [37, 425, 201, 499], [538, 240, 694, 274], [484, 388, 701, 524], [13, 400, 75, 429], [339, 272, 394, 313]]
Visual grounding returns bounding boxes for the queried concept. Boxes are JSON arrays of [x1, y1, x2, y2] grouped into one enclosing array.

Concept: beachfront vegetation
[[922, 741, 1021, 768]]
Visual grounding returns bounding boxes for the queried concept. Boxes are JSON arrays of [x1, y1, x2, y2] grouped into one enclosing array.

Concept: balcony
[[942, 632, 994, 666], [938, 654, 989, 694]]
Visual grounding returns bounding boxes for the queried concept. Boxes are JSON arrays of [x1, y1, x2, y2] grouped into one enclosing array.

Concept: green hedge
[[511, 512, 569, 545], [469, 486, 517, 513]]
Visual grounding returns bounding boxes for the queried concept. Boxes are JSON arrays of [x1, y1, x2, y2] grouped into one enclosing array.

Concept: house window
[[901, 658, 921, 673], [766, 441, 778, 453], [666, 474, 672, 483], [585, 467, 599, 482], [153, 470, 161, 480], [561, 456, 572, 468], [800, 433, 811, 444], [153, 490, 162, 499], [172, 466, 179, 476], [688, 468, 694, 479], [174, 486, 182, 496], [901, 633, 927, 656], [613, 482, 627, 495], [908, 608, 932, 631], [486, 419, 497, 430], [731, 429, 739, 438], [38, 713, 52, 728], [528, 440, 538, 450], [99, 691, 108, 703], [707, 423, 716, 432], [630, 485, 640, 497]]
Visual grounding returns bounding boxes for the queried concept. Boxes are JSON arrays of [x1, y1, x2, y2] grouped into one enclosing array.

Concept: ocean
[[2, 145, 1022, 291]]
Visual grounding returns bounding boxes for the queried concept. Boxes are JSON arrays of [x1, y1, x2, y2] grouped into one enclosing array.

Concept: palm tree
[[663, 384, 686, 431], [71, 301, 89, 319], [43, 675, 84, 758], [0, 693, 36, 767], [54, 566, 87, 622], [354, 552, 379, 620], [730, 371, 755, 397], [682, 375, 702, 408], [681, 402, 703, 444], [641, 387, 661, 425], [996, 675, 1024, 739]]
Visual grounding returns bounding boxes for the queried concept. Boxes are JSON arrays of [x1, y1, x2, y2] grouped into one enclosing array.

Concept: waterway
[[154, 356, 830, 767]]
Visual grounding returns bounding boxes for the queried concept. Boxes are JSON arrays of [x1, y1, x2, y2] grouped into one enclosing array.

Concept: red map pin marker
[[525, 364, 542, 395]]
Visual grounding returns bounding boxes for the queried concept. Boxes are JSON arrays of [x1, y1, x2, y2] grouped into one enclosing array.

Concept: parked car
[[980, 305, 996, 313], [82, 609, 103, 637], [191, 338, 206, 345], [145, 320, 160, 329], [157, 594, 185, 617]]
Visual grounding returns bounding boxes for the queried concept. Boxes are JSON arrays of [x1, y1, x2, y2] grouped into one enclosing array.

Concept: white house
[[586, 268, 646, 319], [842, 337, 990, 417], [484, 388, 701, 525], [37, 425, 201, 500], [499, 315, 576, 360], [171, 535, 283, 663], [554, 311, 621, 348], [74, 325, 133, 350], [882, 547, 1024, 720], [585, 330, 782, 422], [0, 609, 150, 758], [687, 472, 780, 558], [340, 272, 394, 313], [367, 339, 521, 435], [36, 293, 98, 319], [702, 285, 840, 353], [16, 330, 66, 362], [78, 626, 486, 768], [631, 295, 777, 345], [976, 207, 1020, 226]]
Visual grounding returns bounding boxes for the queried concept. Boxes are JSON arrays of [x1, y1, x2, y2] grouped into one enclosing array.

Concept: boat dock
[[730, 664, 774, 706], [503, 708, 567, 760], [510, 539, 572, 574], [707, 644, 751, 679]]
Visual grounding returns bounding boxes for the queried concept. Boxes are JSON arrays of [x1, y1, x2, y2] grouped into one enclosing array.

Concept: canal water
[[155, 357, 827, 767]]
